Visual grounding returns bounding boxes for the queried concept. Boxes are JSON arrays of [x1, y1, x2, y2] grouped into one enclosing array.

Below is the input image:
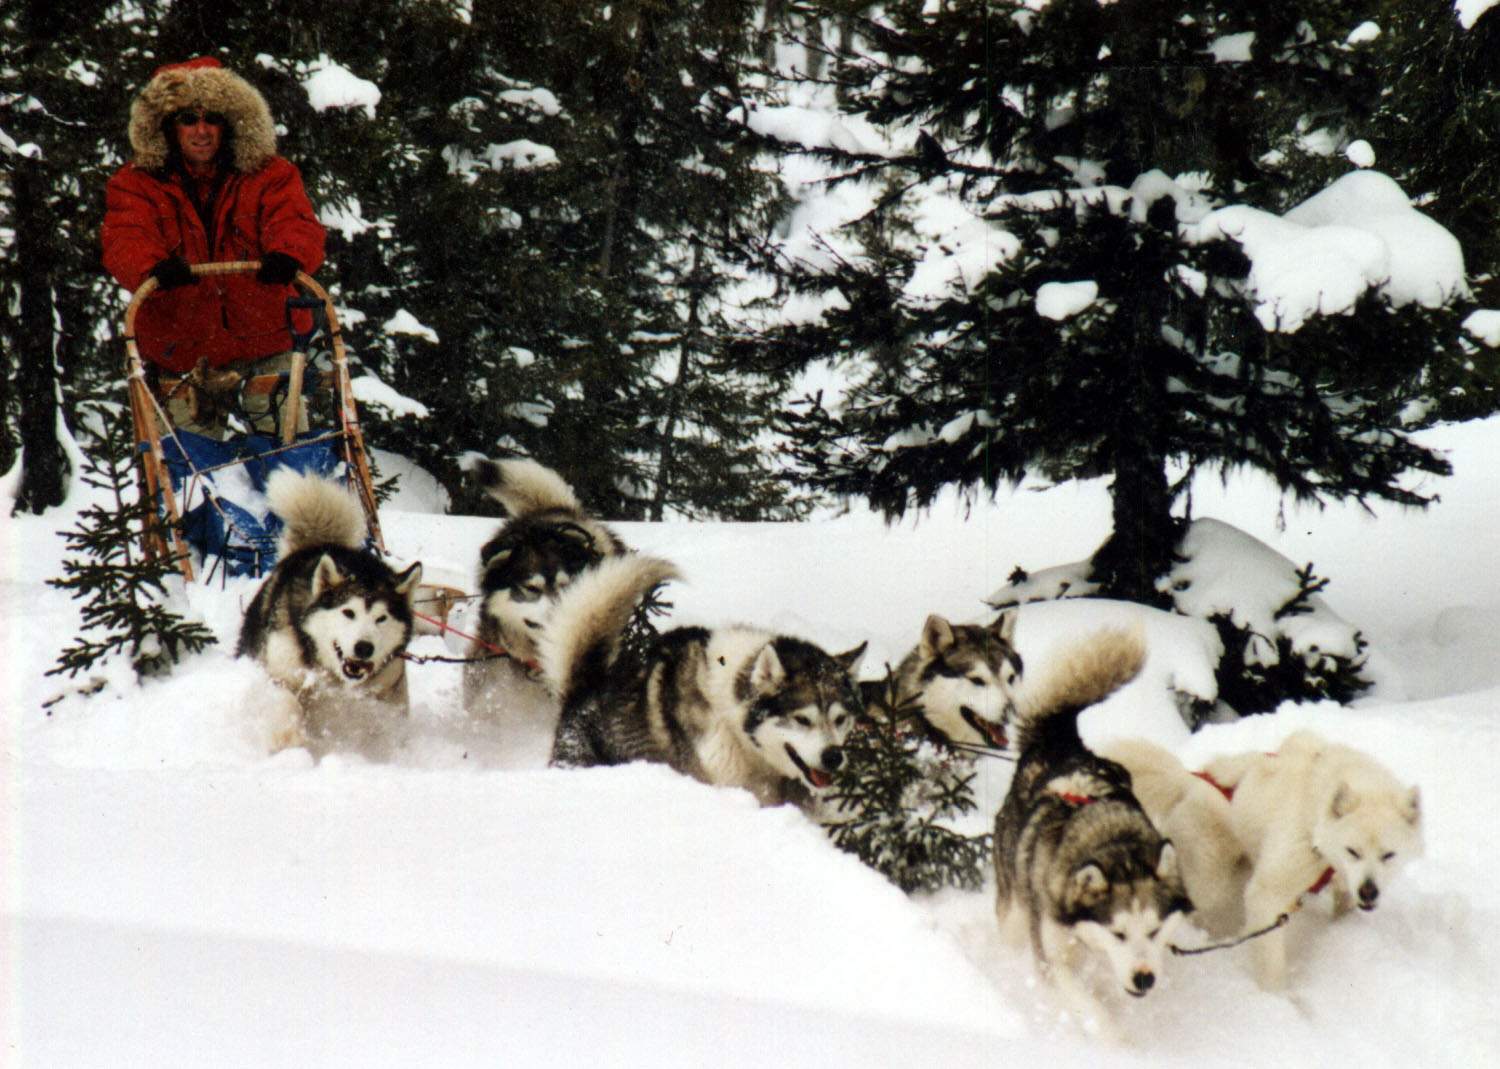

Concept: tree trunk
[[650, 243, 705, 522], [12, 155, 68, 515]]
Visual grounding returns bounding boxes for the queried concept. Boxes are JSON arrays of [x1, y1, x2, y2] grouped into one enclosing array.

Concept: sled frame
[[124, 261, 384, 581]]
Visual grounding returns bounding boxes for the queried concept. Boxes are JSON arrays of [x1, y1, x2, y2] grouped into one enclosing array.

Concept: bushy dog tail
[[538, 554, 680, 709], [1014, 626, 1147, 753], [265, 469, 367, 557], [463, 455, 580, 518]]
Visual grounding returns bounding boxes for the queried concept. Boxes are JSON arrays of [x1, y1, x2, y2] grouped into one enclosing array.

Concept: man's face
[[174, 110, 224, 170]]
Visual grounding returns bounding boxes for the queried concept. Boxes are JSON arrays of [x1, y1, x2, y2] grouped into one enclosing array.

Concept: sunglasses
[[174, 110, 226, 127]]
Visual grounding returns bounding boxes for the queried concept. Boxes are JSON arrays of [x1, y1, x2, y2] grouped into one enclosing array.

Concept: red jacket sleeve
[[255, 158, 326, 275], [101, 165, 171, 291]]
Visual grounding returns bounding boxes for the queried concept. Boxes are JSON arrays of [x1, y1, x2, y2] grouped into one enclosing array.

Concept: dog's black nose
[[822, 747, 843, 772], [1132, 971, 1155, 994], [354, 640, 374, 660], [1359, 880, 1379, 907]]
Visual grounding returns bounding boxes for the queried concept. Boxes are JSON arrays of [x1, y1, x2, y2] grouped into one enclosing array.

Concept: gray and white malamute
[[460, 456, 626, 741], [993, 628, 1192, 1039], [541, 555, 866, 811], [864, 612, 1022, 749], [237, 469, 422, 753]]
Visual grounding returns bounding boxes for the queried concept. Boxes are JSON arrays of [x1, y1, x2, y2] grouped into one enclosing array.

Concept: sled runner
[[124, 261, 384, 581]]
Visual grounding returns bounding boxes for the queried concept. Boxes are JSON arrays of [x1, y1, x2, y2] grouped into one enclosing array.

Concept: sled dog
[[237, 469, 422, 753], [1095, 737, 1251, 937], [460, 456, 627, 741], [1200, 730, 1423, 990], [863, 612, 1022, 749], [542, 555, 866, 811], [993, 628, 1191, 1038]]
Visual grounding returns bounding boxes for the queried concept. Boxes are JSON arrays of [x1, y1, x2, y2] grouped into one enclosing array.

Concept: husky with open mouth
[[237, 469, 421, 754], [541, 555, 865, 811], [862, 612, 1021, 750]]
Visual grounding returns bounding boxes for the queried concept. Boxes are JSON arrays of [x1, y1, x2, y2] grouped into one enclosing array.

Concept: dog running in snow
[[862, 612, 1022, 750], [236, 469, 422, 754], [541, 554, 866, 811], [1199, 730, 1423, 990], [460, 456, 627, 744], [992, 627, 1192, 1038]]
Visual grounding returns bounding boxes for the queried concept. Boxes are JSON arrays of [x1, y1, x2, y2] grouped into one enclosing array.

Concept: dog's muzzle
[[335, 641, 379, 682], [1129, 970, 1156, 997], [1358, 879, 1380, 910], [786, 744, 842, 789]]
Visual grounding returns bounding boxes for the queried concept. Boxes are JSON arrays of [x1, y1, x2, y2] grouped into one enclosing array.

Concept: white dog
[[1201, 730, 1423, 989]]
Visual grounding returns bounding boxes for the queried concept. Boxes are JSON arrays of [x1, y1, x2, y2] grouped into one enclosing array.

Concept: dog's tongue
[[985, 721, 1008, 749], [806, 766, 833, 789]]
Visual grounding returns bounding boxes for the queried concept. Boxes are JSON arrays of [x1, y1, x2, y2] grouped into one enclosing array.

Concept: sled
[[123, 261, 384, 582]]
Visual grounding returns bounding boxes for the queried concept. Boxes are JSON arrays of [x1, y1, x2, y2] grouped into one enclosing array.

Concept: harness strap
[[1192, 770, 1236, 802], [406, 609, 541, 673]]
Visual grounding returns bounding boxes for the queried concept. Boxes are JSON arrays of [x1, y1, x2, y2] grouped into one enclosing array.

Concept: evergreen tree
[[768, 2, 1481, 604], [48, 405, 218, 681], [1, 1, 154, 512]]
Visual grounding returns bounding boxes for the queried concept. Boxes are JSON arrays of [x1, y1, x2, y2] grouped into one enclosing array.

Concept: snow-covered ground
[[6, 418, 1500, 1066]]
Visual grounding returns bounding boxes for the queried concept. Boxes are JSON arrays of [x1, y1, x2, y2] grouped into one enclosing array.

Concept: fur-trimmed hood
[[128, 57, 277, 174]]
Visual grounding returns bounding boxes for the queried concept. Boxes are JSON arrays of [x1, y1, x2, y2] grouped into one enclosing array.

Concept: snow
[[1035, 280, 1099, 321], [1457, 0, 1500, 29], [381, 308, 439, 343], [1182, 170, 1468, 332], [299, 56, 381, 119], [8, 411, 1500, 1065]]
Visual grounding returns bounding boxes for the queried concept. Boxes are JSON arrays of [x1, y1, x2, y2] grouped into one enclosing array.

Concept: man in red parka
[[103, 57, 327, 438]]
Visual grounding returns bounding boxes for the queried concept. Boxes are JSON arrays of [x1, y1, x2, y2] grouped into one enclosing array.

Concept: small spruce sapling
[[823, 671, 991, 894], [47, 405, 217, 684]]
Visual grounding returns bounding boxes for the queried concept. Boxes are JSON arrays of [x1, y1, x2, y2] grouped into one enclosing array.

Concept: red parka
[[102, 57, 327, 374], [103, 159, 327, 372]]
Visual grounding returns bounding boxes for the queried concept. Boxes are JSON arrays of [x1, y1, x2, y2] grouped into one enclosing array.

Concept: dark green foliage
[[823, 673, 991, 894], [47, 406, 218, 681], [770, 1, 1485, 606], [1209, 564, 1372, 715]]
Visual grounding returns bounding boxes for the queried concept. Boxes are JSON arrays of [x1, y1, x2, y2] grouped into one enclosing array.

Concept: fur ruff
[[129, 58, 277, 173]]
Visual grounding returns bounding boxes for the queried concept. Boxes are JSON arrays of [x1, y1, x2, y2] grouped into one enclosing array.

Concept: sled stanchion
[[124, 276, 196, 581], [282, 349, 307, 446]]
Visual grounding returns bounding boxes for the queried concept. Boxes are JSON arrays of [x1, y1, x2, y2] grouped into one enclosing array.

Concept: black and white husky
[[864, 612, 1022, 749], [992, 628, 1191, 1039], [237, 469, 422, 754], [541, 555, 866, 811], [460, 456, 627, 745]]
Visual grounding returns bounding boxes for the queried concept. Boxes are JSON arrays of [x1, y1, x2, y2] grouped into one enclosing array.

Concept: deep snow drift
[[6, 418, 1500, 1066]]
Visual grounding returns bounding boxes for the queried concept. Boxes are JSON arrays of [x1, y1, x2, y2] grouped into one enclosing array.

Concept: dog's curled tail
[[1014, 626, 1147, 751], [463, 455, 581, 518], [538, 554, 680, 708], [265, 469, 367, 557]]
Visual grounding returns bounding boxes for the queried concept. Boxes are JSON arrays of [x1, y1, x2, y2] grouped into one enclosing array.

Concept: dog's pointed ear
[[481, 545, 514, 575], [310, 554, 344, 598], [1403, 785, 1422, 826], [920, 614, 955, 656], [834, 640, 867, 677], [1330, 783, 1358, 819], [990, 609, 1017, 643], [750, 643, 786, 693], [1066, 863, 1108, 910], [1156, 839, 1180, 883], [395, 562, 423, 602]]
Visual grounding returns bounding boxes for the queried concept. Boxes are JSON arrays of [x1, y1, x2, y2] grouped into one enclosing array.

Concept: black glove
[[149, 255, 196, 290], [256, 251, 301, 285]]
